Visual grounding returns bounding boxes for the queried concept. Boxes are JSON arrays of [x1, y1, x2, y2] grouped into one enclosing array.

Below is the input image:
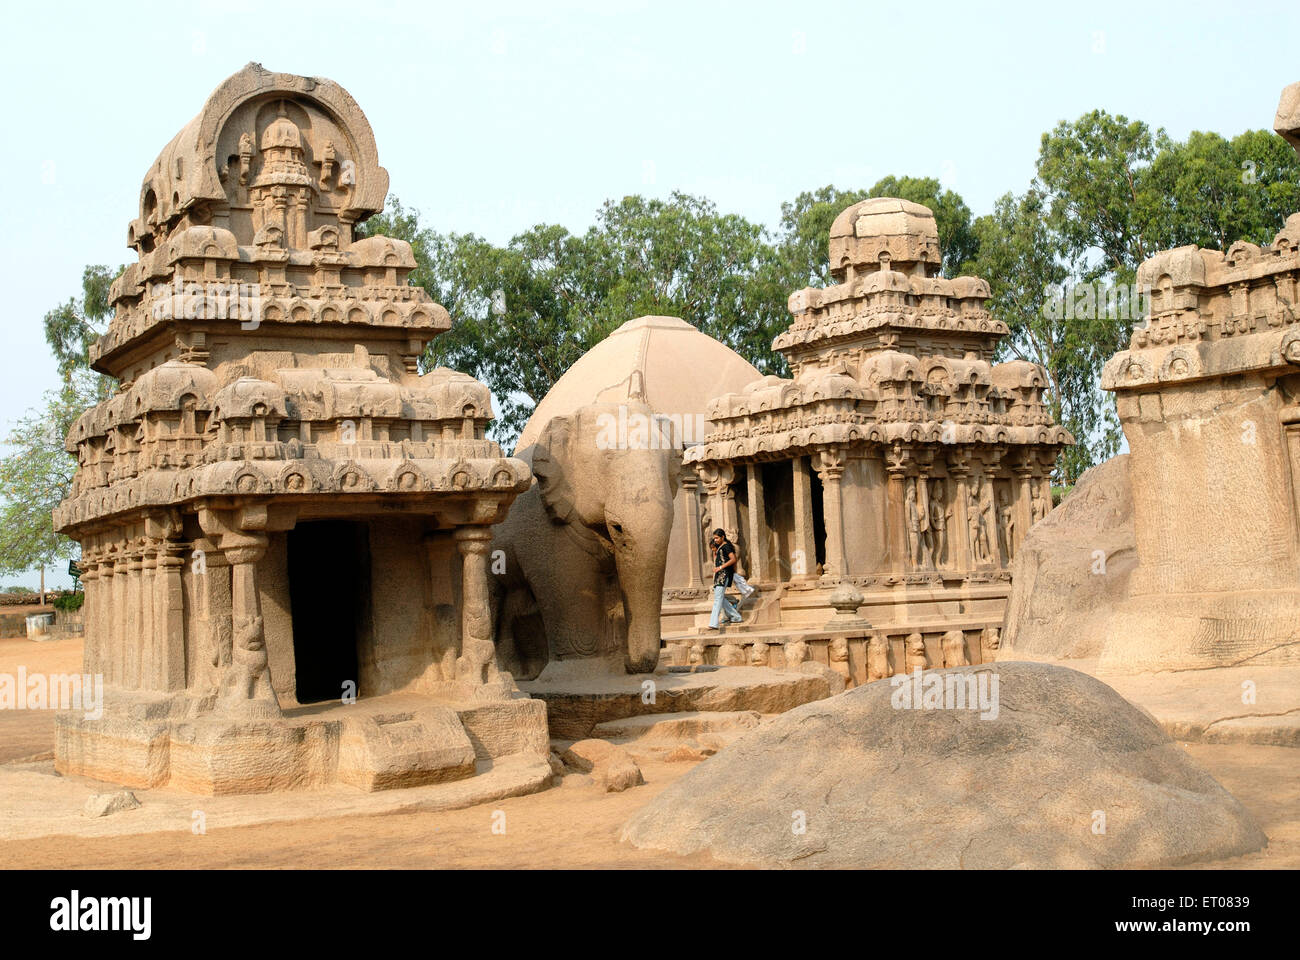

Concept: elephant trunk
[[615, 543, 667, 674], [608, 457, 674, 674]]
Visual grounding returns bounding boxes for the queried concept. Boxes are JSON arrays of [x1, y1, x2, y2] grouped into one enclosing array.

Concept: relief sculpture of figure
[[829, 636, 853, 687], [917, 475, 933, 569], [998, 489, 1015, 562], [905, 476, 923, 568], [979, 481, 997, 563], [1031, 478, 1051, 524], [867, 632, 891, 681], [941, 629, 968, 667], [904, 632, 927, 672], [969, 483, 989, 564], [928, 478, 948, 567]]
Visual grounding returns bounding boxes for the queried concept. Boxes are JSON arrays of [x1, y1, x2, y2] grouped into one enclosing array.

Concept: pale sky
[[0, 0, 1295, 587]]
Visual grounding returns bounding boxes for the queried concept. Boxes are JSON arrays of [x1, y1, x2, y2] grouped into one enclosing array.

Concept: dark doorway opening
[[761, 460, 794, 581], [288, 520, 370, 704], [807, 457, 827, 573]]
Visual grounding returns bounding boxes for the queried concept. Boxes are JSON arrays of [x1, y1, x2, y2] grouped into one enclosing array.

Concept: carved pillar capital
[[453, 526, 494, 552], [221, 532, 268, 567], [814, 445, 846, 482], [885, 440, 911, 475], [697, 461, 736, 495]]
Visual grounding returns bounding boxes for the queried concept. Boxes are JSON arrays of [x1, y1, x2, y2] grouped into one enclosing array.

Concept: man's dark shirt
[[713, 541, 736, 588]]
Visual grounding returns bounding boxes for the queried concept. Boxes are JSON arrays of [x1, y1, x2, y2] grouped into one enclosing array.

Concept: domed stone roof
[[828, 197, 941, 280], [514, 315, 761, 456]]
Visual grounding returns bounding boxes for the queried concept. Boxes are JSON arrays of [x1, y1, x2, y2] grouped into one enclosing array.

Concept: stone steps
[[519, 665, 836, 741], [591, 710, 762, 742]]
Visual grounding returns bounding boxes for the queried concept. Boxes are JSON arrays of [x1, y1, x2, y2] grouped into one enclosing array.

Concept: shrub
[[52, 592, 84, 612]]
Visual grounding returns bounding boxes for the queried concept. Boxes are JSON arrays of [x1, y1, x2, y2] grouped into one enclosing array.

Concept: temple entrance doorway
[[288, 519, 370, 704]]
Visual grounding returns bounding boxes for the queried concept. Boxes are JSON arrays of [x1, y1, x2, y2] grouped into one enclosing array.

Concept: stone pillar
[[139, 545, 156, 688], [220, 533, 280, 717], [109, 552, 125, 686], [746, 462, 770, 583], [154, 540, 187, 692], [884, 442, 910, 574], [454, 527, 499, 685], [681, 474, 704, 588], [815, 447, 847, 578], [422, 532, 458, 679], [700, 463, 737, 546], [124, 543, 143, 689], [1014, 461, 1034, 555], [791, 456, 818, 581], [194, 538, 231, 694], [79, 557, 101, 676]]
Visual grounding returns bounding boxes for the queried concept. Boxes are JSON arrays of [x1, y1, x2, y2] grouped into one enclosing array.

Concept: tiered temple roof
[[688, 198, 1071, 467]]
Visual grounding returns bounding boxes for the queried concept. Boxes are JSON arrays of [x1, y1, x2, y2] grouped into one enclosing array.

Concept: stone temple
[[667, 198, 1072, 681], [1097, 82, 1300, 673], [51, 64, 547, 793]]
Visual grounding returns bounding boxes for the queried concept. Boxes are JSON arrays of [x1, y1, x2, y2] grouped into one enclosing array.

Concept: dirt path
[[0, 758, 725, 869], [0, 635, 82, 763], [1, 636, 1295, 869]]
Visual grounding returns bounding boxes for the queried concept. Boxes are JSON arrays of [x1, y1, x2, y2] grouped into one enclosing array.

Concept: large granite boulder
[[621, 662, 1266, 868], [1001, 455, 1135, 660]]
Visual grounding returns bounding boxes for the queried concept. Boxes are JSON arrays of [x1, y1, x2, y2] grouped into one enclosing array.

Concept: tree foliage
[[43, 264, 120, 383], [343, 115, 1300, 477], [362, 193, 791, 443], [0, 266, 118, 584], [0, 373, 102, 579]]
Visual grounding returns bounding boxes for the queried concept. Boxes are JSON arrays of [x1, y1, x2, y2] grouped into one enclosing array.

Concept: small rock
[[547, 751, 566, 779], [561, 739, 644, 792], [664, 739, 717, 763], [561, 739, 615, 773], [83, 790, 140, 818], [596, 756, 645, 793], [801, 660, 846, 694]]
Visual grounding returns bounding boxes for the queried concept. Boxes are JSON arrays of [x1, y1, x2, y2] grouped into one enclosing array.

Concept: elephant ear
[[532, 415, 578, 525]]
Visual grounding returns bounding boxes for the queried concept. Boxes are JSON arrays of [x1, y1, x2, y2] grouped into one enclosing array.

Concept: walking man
[[709, 528, 743, 629]]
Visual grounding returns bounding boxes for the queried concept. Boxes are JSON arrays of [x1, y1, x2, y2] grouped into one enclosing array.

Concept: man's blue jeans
[[710, 584, 741, 628]]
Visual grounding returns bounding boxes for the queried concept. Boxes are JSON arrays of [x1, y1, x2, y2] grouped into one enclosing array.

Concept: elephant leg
[[522, 533, 608, 663]]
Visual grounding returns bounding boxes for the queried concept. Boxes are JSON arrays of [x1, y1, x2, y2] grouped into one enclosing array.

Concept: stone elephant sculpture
[[493, 400, 679, 679]]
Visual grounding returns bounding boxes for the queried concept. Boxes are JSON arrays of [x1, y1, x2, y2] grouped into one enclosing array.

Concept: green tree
[[2, 265, 119, 597], [1143, 128, 1300, 251], [361, 192, 786, 445], [0, 373, 101, 601], [992, 112, 1300, 483], [970, 190, 1118, 483], [43, 264, 120, 383]]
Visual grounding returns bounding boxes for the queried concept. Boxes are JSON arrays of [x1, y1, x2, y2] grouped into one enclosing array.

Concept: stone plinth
[[55, 690, 547, 795]]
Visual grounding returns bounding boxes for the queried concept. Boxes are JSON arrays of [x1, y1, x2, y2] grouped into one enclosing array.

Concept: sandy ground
[[0, 635, 81, 763], [1, 636, 1296, 869]]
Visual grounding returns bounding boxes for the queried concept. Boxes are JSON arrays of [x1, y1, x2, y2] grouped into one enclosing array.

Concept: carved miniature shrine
[[666, 198, 1071, 683]]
